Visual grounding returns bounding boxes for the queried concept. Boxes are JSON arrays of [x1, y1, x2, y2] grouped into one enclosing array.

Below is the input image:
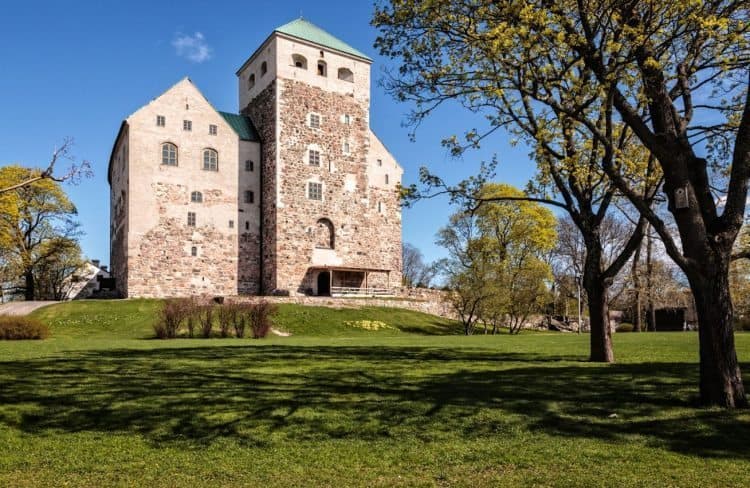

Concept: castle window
[[202, 149, 218, 171], [156, 115, 165, 127], [343, 142, 351, 155], [378, 202, 383, 213], [377, 159, 382, 166], [191, 246, 198, 257], [244, 190, 255, 204], [309, 149, 320, 166], [343, 114, 351, 125], [245, 221, 250, 231], [317, 60, 327, 77], [190, 191, 203, 203], [161, 143, 177, 166], [308, 182, 322, 201], [209, 124, 217, 135], [315, 218, 335, 249], [229, 220, 234, 229], [187, 212, 196, 227], [292, 54, 307, 69], [245, 160, 254, 171], [248, 73, 255, 90], [385, 174, 389, 185], [338, 68, 354, 82], [309, 113, 320, 129], [261, 61, 268, 76], [183, 120, 192, 131]]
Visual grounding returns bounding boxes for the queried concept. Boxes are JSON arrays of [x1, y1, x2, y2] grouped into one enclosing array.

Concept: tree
[[0, 139, 91, 195], [0, 165, 82, 300], [402, 242, 439, 288], [373, 0, 749, 407], [437, 184, 556, 335]]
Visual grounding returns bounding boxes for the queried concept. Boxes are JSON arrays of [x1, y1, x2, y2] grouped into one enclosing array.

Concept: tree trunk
[[24, 270, 34, 301], [646, 230, 656, 331], [632, 241, 642, 332], [689, 267, 747, 408], [583, 246, 614, 363]]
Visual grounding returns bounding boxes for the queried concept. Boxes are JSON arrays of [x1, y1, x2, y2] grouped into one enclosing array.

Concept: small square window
[[244, 190, 255, 204], [309, 113, 320, 129], [245, 160, 254, 172], [209, 124, 217, 135], [187, 212, 196, 227], [308, 182, 322, 201], [191, 246, 198, 257], [309, 150, 320, 166], [229, 220, 234, 229], [183, 120, 192, 131], [156, 115, 165, 127]]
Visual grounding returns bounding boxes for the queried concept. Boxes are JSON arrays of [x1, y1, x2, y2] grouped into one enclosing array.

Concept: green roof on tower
[[274, 18, 372, 62]]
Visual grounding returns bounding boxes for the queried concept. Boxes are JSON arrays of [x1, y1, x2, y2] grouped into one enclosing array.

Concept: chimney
[[101, 265, 108, 273], [91, 259, 101, 268]]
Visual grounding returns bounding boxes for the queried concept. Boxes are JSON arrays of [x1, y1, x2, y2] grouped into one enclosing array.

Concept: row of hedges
[[0, 315, 50, 340], [154, 298, 277, 339]]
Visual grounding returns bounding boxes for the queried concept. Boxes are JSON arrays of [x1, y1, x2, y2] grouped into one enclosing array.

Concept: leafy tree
[[0, 165, 82, 300], [438, 184, 556, 335], [374, 0, 749, 407]]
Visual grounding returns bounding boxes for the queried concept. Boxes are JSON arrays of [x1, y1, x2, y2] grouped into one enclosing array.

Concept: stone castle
[[108, 19, 402, 298]]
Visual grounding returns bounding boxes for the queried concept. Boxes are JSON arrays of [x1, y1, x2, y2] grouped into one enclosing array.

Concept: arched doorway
[[317, 271, 331, 296]]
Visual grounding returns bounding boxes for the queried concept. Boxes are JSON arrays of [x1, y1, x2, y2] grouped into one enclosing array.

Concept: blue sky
[[0, 0, 537, 266]]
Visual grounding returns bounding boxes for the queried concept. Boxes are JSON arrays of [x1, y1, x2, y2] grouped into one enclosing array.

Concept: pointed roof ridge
[[274, 18, 372, 62]]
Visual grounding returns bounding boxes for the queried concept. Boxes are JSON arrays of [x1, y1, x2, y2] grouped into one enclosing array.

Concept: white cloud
[[172, 32, 212, 63]]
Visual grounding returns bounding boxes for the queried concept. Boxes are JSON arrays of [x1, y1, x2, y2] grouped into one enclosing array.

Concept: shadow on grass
[[0, 345, 748, 459]]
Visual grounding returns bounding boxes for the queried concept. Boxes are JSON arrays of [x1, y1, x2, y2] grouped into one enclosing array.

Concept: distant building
[[108, 19, 403, 298]]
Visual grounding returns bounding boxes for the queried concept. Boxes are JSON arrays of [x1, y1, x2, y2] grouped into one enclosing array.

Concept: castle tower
[[237, 19, 402, 295]]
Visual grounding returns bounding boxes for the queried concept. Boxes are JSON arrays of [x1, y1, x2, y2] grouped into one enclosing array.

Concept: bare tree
[[0, 138, 92, 195]]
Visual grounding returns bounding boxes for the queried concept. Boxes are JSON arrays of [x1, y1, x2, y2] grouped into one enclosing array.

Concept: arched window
[[161, 143, 177, 166], [190, 191, 203, 203], [315, 218, 335, 249], [203, 149, 218, 171], [338, 68, 354, 82], [292, 54, 307, 69], [261, 61, 267, 76], [248, 73, 255, 90], [317, 60, 327, 77]]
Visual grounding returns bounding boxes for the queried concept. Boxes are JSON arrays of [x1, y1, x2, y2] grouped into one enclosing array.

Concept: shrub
[[154, 297, 197, 339], [249, 300, 277, 339], [231, 303, 248, 338], [0, 315, 50, 340], [616, 323, 634, 333], [734, 316, 750, 332], [217, 304, 235, 338], [197, 303, 215, 338]]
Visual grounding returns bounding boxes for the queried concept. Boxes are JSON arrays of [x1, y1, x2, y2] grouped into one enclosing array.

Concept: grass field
[[1, 300, 749, 487]]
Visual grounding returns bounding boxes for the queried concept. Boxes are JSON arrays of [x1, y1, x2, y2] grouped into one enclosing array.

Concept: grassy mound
[[29, 299, 461, 341]]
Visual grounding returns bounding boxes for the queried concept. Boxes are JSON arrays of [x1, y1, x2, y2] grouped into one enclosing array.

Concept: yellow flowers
[[344, 320, 394, 331]]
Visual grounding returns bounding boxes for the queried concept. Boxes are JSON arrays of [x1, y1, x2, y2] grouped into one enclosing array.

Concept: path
[[0, 301, 58, 316]]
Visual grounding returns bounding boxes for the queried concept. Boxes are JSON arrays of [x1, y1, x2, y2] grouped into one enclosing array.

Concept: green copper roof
[[219, 112, 260, 142], [275, 18, 372, 61]]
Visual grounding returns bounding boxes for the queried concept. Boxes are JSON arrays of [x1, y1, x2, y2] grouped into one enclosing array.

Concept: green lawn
[[1, 300, 749, 487]]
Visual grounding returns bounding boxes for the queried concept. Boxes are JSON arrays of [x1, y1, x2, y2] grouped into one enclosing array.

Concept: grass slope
[[0, 300, 748, 487]]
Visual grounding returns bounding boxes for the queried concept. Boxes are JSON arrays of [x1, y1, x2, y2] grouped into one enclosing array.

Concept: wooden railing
[[331, 286, 392, 297]]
